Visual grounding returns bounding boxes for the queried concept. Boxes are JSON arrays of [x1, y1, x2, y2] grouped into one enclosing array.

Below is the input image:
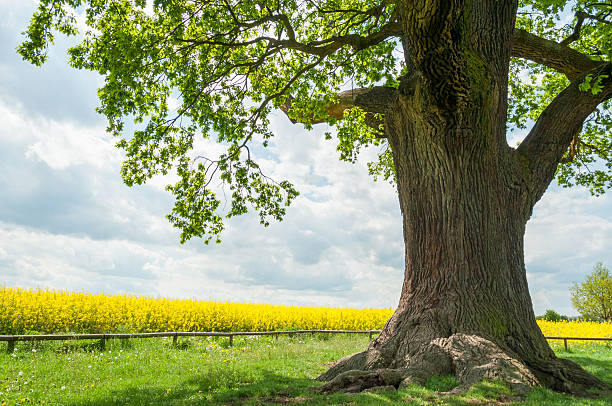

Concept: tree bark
[[317, 90, 605, 396], [511, 29, 602, 81], [315, 0, 608, 396]]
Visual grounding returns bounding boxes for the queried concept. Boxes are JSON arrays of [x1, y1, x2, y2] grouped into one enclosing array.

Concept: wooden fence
[[543, 336, 612, 350], [1, 330, 610, 353], [0, 330, 380, 353]]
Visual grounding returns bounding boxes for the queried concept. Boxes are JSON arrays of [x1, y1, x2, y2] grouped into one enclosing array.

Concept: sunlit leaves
[[512, 0, 611, 195], [334, 107, 383, 163], [17, 0, 612, 243], [19, 0, 399, 244], [579, 73, 610, 95], [367, 147, 395, 183], [17, 0, 82, 66], [556, 100, 612, 195]]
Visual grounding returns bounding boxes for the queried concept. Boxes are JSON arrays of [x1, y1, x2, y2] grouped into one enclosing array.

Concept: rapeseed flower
[[0, 287, 392, 333], [1, 287, 610, 347]]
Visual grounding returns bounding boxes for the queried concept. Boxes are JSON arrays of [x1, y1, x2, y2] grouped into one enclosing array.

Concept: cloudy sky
[[1, 1, 610, 316]]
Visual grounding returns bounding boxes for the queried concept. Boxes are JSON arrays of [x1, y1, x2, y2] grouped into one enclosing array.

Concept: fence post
[[368, 331, 373, 341], [100, 337, 106, 351], [564, 338, 568, 351], [7, 340, 15, 353], [173, 333, 178, 347], [275, 333, 279, 341], [229, 335, 233, 347]]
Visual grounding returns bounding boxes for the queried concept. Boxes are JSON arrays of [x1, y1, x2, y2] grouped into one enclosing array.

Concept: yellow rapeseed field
[[0, 287, 392, 334], [1, 287, 611, 345], [536, 320, 612, 345]]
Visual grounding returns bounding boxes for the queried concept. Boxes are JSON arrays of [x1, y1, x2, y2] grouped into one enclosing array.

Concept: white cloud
[[21, 113, 121, 170], [525, 187, 612, 315], [507, 128, 528, 148], [526, 187, 612, 268], [0, 92, 405, 307]]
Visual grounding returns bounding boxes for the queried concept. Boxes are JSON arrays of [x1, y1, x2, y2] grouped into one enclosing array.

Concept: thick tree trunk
[[316, 0, 607, 396], [318, 103, 604, 394], [317, 98, 606, 395]]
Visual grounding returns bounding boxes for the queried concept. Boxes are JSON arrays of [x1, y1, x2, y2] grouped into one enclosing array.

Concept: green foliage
[[333, 108, 384, 159], [579, 74, 610, 95], [512, 1, 612, 196], [18, 0, 400, 244], [571, 262, 612, 322], [17, 0, 612, 242], [537, 309, 569, 322]]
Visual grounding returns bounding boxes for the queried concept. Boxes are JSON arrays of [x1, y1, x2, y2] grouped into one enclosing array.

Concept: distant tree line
[[537, 262, 611, 323]]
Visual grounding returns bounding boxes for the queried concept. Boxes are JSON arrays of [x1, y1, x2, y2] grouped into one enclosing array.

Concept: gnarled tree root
[[314, 369, 404, 394], [315, 333, 607, 396]]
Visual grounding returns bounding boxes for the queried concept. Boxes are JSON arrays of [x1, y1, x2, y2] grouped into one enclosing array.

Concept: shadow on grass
[[66, 368, 309, 405], [63, 352, 612, 405], [64, 369, 521, 406], [60, 371, 612, 406], [65, 368, 431, 406], [557, 354, 612, 386]]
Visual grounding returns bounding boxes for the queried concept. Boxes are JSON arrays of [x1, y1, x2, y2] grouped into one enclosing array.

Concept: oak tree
[[20, 0, 612, 395]]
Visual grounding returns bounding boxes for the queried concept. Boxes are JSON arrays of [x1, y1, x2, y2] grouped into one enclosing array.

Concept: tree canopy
[[18, 0, 612, 244], [571, 262, 612, 321]]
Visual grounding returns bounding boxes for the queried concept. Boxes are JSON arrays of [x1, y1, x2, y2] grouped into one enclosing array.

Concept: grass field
[[0, 334, 610, 405]]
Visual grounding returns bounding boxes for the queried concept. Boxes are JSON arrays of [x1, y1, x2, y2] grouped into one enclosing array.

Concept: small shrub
[[538, 310, 569, 322]]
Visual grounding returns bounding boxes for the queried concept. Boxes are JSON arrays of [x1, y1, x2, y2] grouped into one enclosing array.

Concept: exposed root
[[315, 333, 605, 396], [437, 333, 537, 396], [316, 369, 403, 394], [530, 355, 607, 394], [317, 351, 366, 382]]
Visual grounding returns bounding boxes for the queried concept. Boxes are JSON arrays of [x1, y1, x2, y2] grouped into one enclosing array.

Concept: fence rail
[[0, 330, 381, 352], [544, 336, 612, 350], [1, 330, 610, 352]]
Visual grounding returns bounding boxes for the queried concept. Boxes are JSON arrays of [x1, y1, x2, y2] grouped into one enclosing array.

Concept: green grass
[[0, 334, 610, 405]]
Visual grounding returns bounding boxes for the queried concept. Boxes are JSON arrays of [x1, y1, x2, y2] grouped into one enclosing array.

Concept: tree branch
[[516, 63, 612, 203], [560, 11, 587, 46], [180, 20, 402, 58], [511, 28, 602, 81], [279, 86, 397, 129]]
